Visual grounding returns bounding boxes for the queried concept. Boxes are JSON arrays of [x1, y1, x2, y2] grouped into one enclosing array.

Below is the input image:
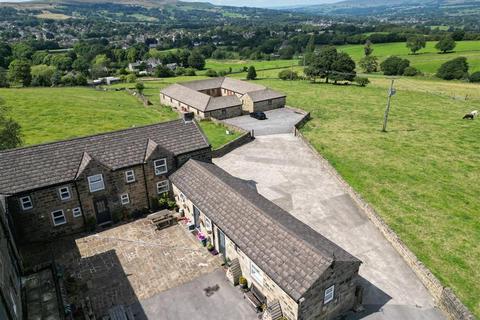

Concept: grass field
[[203, 59, 298, 74], [0, 86, 239, 149], [3, 67, 478, 315], [338, 40, 480, 74]]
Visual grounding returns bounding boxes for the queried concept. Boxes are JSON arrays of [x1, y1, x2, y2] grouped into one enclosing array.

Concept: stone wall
[[206, 106, 243, 120], [293, 128, 475, 320], [0, 198, 23, 320], [299, 261, 360, 320], [211, 132, 253, 158], [241, 96, 286, 113]]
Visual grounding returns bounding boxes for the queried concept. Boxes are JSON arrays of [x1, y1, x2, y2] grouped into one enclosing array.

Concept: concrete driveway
[[133, 269, 257, 320], [223, 107, 305, 136], [214, 134, 446, 320]]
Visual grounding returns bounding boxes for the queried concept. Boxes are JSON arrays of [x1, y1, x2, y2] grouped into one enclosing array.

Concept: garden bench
[[244, 283, 266, 312]]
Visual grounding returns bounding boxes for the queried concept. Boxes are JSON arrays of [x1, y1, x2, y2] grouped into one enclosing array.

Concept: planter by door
[[94, 198, 111, 225], [218, 229, 226, 257]]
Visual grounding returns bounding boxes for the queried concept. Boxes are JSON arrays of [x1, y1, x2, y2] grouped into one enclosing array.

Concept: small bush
[[469, 71, 480, 83], [126, 74, 137, 83], [205, 69, 218, 77], [184, 68, 196, 76], [239, 276, 247, 287], [403, 66, 420, 77], [85, 216, 96, 232], [436, 57, 469, 80], [380, 56, 410, 76], [155, 65, 174, 78], [354, 76, 370, 87], [278, 69, 299, 80]]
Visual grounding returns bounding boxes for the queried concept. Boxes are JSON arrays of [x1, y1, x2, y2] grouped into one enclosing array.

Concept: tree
[[12, 42, 34, 60], [359, 55, 378, 73], [0, 100, 22, 150], [0, 67, 8, 87], [51, 54, 73, 71], [155, 65, 174, 78], [278, 69, 299, 80], [435, 36, 456, 54], [7, 59, 31, 86], [31, 64, 56, 86], [247, 66, 257, 80], [436, 57, 468, 80], [364, 40, 373, 56], [187, 51, 205, 70], [451, 29, 465, 41], [354, 76, 370, 87], [205, 69, 218, 77], [406, 36, 426, 55], [403, 66, 420, 77], [127, 47, 138, 63], [0, 43, 12, 68], [279, 46, 295, 60], [135, 82, 145, 94], [469, 71, 480, 83], [380, 56, 410, 75], [330, 52, 356, 83], [72, 57, 90, 75], [305, 46, 338, 83], [91, 54, 110, 78], [304, 34, 316, 65]]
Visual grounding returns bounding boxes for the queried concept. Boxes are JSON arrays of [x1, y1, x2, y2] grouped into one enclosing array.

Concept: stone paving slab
[[21, 219, 222, 318]]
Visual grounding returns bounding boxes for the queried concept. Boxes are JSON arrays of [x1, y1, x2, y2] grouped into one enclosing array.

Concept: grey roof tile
[[170, 160, 360, 301], [0, 120, 210, 195]]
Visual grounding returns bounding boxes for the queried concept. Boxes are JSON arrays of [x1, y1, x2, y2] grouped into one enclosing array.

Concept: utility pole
[[382, 79, 396, 132]]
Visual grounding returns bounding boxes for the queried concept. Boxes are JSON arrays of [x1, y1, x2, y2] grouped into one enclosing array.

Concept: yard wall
[[292, 128, 475, 320], [211, 132, 253, 158]]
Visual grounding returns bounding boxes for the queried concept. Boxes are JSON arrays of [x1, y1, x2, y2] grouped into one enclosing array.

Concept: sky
[[0, 0, 340, 7]]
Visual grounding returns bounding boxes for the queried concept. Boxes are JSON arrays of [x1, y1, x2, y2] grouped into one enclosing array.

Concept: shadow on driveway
[[132, 268, 258, 320]]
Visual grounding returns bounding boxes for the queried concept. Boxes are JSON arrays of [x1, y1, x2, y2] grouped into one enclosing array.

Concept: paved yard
[[21, 220, 222, 318], [223, 107, 305, 136], [214, 134, 446, 320], [133, 269, 258, 320]]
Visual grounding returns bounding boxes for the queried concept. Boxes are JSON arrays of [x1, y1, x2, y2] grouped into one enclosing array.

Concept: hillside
[[6, 0, 178, 8]]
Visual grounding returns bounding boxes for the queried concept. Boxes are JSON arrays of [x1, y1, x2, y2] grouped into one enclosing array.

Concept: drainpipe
[[142, 163, 151, 211]]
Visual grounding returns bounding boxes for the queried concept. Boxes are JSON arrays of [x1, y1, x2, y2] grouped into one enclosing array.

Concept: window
[[72, 207, 82, 218], [157, 180, 169, 194], [88, 174, 105, 192], [324, 285, 335, 304], [250, 261, 263, 285], [125, 170, 135, 183], [154, 159, 168, 175], [120, 193, 130, 205], [179, 192, 186, 203], [51, 210, 66, 226], [20, 196, 33, 211], [58, 187, 71, 201], [204, 216, 212, 231]]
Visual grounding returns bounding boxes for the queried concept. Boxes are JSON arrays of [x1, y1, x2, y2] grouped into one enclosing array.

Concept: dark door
[[218, 229, 226, 257], [193, 205, 200, 229], [94, 198, 111, 225]]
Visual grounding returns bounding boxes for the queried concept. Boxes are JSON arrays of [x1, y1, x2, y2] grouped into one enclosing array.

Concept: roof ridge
[[189, 160, 336, 264], [0, 119, 184, 155]]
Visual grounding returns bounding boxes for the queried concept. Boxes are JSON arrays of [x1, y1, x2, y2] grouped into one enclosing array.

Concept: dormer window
[[58, 187, 71, 201], [20, 196, 33, 211], [125, 170, 135, 183], [154, 159, 168, 175], [88, 174, 105, 192]]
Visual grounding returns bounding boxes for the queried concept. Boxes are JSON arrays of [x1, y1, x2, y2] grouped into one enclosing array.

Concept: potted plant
[[239, 276, 248, 290], [207, 242, 214, 252]]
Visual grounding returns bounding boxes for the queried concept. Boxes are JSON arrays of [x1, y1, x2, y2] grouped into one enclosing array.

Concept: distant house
[[91, 77, 121, 86], [0, 119, 211, 243], [171, 160, 362, 320], [128, 59, 162, 74], [160, 77, 286, 120]]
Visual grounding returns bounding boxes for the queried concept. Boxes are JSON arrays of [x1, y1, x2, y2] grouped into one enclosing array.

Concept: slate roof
[[247, 88, 286, 102], [0, 120, 210, 195], [161, 77, 282, 112], [170, 160, 360, 301]]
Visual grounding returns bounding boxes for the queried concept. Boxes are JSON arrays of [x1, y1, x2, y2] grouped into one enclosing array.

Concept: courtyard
[[20, 219, 255, 318]]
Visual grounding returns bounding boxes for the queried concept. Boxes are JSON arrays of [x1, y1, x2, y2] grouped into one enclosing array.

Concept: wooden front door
[[193, 205, 201, 229], [218, 229, 226, 257], [94, 198, 111, 225]]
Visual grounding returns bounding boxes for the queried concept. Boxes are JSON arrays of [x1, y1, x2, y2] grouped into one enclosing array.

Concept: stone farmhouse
[[0, 118, 361, 320], [0, 119, 211, 244], [160, 77, 286, 120], [171, 160, 362, 320]]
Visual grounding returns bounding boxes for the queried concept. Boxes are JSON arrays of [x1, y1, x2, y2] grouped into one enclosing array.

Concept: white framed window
[[250, 261, 263, 285], [72, 207, 82, 218], [324, 285, 335, 304], [154, 158, 168, 175], [204, 216, 212, 231], [88, 174, 105, 192], [58, 187, 71, 201], [20, 196, 33, 211], [179, 192, 186, 203], [125, 170, 135, 183], [51, 210, 66, 226], [157, 180, 169, 194], [120, 193, 130, 205]]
